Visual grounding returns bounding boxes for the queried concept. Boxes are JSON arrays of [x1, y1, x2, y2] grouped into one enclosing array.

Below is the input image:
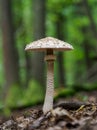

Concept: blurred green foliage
[[4, 80, 44, 108], [0, 0, 97, 113]]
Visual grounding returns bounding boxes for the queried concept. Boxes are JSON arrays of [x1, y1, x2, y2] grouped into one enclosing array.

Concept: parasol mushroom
[[25, 37, 73, 114]]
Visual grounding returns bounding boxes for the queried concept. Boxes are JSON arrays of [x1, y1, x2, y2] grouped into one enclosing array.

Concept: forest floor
[[0, 91, 97, 130]]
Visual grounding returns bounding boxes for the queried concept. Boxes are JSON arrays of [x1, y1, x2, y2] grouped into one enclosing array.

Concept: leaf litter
[[1, 100, 97, 130]]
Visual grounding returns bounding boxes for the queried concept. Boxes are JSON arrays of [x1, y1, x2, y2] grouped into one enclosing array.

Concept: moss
[[23, 80, 44, 105], [55, 87, 75, 99]]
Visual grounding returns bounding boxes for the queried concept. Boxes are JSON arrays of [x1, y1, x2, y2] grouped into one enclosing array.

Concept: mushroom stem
[[43, 54, 56, 114]]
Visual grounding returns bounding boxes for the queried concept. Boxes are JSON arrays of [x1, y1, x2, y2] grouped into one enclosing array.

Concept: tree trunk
[[82, 28, 95, 82], [31, 0, 46, 86], [82, 0, 97, 82], [74, 1, 93, 84], [82, 0, 97, 40], [1, 0, 20, 94], [83, 41, 91, 71], [25, 52, 32, 87], [56, 15, 66, 87]]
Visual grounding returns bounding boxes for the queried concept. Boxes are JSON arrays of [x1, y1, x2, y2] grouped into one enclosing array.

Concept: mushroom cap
[[25, 37, 73, 51]]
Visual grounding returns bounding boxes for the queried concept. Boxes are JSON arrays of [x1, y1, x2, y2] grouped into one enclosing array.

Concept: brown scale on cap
[[25, 37, 74, 114]]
